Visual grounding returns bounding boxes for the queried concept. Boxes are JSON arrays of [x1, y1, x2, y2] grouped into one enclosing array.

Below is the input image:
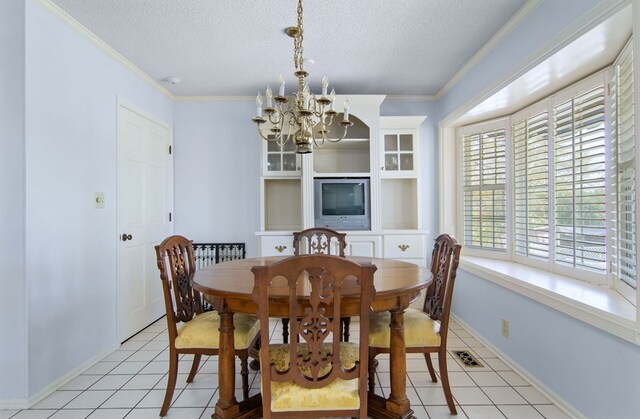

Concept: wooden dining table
[[192, 255, 431, 419]]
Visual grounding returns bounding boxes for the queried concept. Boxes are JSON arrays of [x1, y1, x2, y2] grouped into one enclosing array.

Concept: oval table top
[[192, 255, 432, 315]]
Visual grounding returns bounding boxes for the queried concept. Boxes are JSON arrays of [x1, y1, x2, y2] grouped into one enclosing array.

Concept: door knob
[[121, 233, 133, 241]]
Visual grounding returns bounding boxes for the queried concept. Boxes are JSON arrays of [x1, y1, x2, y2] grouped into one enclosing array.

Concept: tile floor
[[1, 317, 572, 419]]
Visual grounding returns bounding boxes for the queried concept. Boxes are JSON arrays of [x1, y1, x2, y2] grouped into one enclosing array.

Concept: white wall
[[173, 101, 261, 256], [0, 0, 28, 403], [453, 270, 640, 418], [24, 0, 173, 397]]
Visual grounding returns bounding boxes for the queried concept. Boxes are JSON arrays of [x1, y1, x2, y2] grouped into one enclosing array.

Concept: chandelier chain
[[294, 0, 304, 71]]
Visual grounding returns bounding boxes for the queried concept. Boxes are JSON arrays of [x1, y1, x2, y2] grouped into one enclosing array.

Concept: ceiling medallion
[[251, 0, 352, 154]]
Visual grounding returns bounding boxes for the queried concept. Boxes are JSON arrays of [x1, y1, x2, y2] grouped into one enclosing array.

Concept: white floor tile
[[452, 387, 493, 405], [425, 405, 468, 418], [482, 358, 512, 372], [86, 408, 130, 419], [498, 405, 545, 419], [10, 411, 57, 419], [0, 410, 20, 419], [89, 375, 133, 390], [136, 389, 167, 408], [408, 372, 441, 388], [121, 408, 162, 419], [32, 391, 81, 409], [185, 373, 217, 389], [64, 391, 114, 409], [102, 350, 134, 362], [461, 405, 507, 419], [416, 387, 449, 406], [482, 387, 527, 405], [468, 371, 509, 387], [100, 390, 148, 408], [446, 372, 476, 387], [121, 374, 163, 390], [532, 405, 572, 419], [109, 362, 148, 375], [48, 409, 94, 419], [126, 350, 162, 362], [59, 375, 102, 391], [410, 405, 430, 419], [515, 387, 552, 404], [171, 389, 215, 408], [497, 371, 528, 386], [83, 362, 118, 375]]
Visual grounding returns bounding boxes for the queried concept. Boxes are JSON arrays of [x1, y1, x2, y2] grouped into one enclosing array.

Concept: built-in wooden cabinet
[[257, 96, 428, 267]]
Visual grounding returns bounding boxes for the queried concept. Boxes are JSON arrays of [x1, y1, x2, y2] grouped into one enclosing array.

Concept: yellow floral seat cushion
[[262, 342, 361, 412], [369, 308, 441, 348], [175, 311, 260, 350]]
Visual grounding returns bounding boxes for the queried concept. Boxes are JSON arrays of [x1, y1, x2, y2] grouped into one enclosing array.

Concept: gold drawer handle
[[275, 245, 287, 253], [398, 244, 410, 252]]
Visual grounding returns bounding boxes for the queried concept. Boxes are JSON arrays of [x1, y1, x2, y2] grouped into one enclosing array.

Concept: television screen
[[321, 182, 366, 216]]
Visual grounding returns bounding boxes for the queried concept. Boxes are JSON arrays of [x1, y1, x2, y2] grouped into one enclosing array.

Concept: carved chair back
[[252, 255, 376, 416], [293, 227, 347, 257], [155, 235, 203, 342], [423, 234, 462, 341]]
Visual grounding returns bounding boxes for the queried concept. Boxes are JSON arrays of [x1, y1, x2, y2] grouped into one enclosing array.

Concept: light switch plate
[[94, 192, 105, 209]]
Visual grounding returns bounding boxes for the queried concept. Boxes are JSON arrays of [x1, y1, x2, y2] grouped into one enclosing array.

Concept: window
[[459, 40, 636, 292], [462, 126, 507, 251], [553, 86, 607, 274], [611, 40, 636, 291], [513, 111, 550, 261]]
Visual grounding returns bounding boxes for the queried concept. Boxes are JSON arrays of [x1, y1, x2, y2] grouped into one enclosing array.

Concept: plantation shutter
[[553, 86, 607, 273], [513, 111, 550, 260], [463, 128, 507, 250], [611, 44, 636, 288]]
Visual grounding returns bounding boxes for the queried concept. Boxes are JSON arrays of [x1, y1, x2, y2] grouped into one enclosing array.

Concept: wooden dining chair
[[252, 255, 377, 419], [367, 234, 462, 415], [154, 235, 260, 417], [285, 227, 352, 343]]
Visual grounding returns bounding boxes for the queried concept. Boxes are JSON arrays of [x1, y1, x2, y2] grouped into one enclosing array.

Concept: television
[[314, 178, 371, 231]]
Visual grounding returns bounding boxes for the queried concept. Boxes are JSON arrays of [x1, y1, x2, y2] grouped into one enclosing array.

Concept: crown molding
[[32, 0, 176, 101], [435, 0, 543, 100], [385, 95, 437, 101], [173, 95, 255, 102]]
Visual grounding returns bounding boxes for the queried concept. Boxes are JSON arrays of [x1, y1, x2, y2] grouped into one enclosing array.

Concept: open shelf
[[264, 179, 302, 231], [381, 178, 418, 229]]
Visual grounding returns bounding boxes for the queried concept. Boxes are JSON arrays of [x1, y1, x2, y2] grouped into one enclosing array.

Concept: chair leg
[[438, 350, 457, 415], [341, 317, 351, 342], [240, 354, 250, 400], [186, 354, 202, 383], [368, 355, 377, 393], [424, 352, 438, 382], [281, 318, 289, 344], [161, 351, 179, 417]]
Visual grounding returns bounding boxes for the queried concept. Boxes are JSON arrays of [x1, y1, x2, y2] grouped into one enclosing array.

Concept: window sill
[[459, 256, 639, 345]]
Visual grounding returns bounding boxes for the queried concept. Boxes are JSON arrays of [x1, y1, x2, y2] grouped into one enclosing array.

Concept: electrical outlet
[[501, 319, 510, 338]]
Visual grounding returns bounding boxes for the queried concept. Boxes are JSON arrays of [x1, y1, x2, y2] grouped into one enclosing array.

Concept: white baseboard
[[0, 343, 120, 410], [451, 314, 585, 419]]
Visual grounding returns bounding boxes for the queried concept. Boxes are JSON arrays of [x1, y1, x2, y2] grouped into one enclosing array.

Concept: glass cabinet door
[[265, 140, 300, 176], [383, 133, 415, 174]]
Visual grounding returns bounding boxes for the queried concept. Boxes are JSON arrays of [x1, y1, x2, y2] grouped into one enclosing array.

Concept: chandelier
[[251, 0, 352, 154]]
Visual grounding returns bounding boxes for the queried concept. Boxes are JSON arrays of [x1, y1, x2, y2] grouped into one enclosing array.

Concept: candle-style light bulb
[[303, 84, 311, 109], [321, 75, 329, 96], [278, 74, 285, 96], [265, 86, 273, 108], [256, 92, 263, 117], [329, 88, 336, 111], [343, 99, 350, 121]]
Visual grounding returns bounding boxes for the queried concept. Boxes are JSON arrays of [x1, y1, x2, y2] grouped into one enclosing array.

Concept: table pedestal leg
[[213, 310, 239, 419], [368, 308, 414, 419]]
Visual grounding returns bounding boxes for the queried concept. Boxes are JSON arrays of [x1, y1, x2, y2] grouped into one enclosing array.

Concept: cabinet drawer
[[260, 235, 294, 257], [383, 235, 425, 259]]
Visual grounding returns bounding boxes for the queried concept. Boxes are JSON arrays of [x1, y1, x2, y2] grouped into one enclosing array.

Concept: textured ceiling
[[49, 0, 529, 97]]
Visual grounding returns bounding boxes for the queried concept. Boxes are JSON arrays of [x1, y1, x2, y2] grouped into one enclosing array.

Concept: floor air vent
[[454, 350, 483, 367]]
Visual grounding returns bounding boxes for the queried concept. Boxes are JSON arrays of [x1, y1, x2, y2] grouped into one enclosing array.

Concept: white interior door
[[117, 102, 173, 342]]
